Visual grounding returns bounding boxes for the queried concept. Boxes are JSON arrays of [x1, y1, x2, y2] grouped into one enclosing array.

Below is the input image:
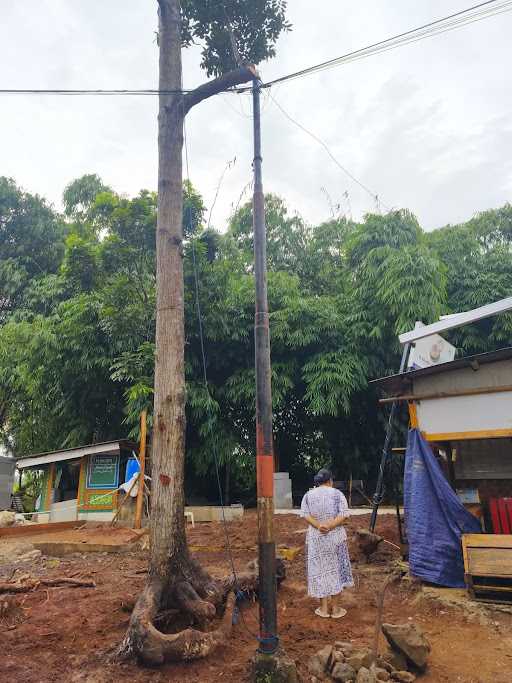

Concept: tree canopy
[[1, 174, 511, 501]]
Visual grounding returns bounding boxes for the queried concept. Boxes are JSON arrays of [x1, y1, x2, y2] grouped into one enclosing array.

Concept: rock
[[356, 529, 384, 561], [252, 649, 298, 683], [317, 645, 334, 671], [393, 672, 416, 683], [309, 646, 333, 679], [17, 549, 42, 563], [335, 641, 354, 655], [376, 658, 394, 674], [347, 649, 373, 671], [356, 668, 376, 683], [331, 650, 345, 665], [0, 511, 15, 528], [375, 669, 390, 681], [331, 662, 356, 682], [308, 655, 327, 679], [381, 650, 408, 673], [382, 623, 431, 670]]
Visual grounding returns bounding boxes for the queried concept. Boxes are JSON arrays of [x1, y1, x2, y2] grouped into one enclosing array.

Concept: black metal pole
[[252, 77, 278, 655], [369, 342, 411, 532]]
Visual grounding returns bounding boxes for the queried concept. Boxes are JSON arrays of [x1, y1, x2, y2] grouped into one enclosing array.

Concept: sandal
[[331, 608, 347, 619], [315, 607, 330, 618]]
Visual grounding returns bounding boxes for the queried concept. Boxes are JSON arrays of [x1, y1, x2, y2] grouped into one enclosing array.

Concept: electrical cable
[[269, 92, 391, 211], [0, 88, 190, 95], [2, 1, 510, 97], [235, 0, 512, 92], [184, 121, 261, 642]]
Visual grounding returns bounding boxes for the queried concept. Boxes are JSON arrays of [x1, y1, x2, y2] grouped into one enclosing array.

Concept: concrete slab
[[11, 524, 143, 556], [185, 505, 244, 522]]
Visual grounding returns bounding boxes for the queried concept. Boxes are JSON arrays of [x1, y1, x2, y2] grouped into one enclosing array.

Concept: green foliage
[[428, 204, 512, 352], [63, 174, 111, 220], [181, 0, 291, 77], [0, 177, 65, 322], [1, 172, 511, 500]]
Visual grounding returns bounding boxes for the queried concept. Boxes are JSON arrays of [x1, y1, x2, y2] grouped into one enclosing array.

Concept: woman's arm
[[323, 491, 350, 531], [323, 515, 348, 531], [304, 514, 322, 531]]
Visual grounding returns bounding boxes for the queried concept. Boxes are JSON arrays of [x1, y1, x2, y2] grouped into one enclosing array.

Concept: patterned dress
[[300, 486, 354, 598]]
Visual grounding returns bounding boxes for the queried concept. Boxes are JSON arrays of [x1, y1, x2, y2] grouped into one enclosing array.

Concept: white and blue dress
[[300, 486, 354, 598]]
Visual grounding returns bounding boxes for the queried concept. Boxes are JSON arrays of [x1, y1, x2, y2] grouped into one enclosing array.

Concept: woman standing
[[300, 468, 354, 618]]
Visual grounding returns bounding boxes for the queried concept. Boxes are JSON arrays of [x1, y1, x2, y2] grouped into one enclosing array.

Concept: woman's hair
[[313, 468, 333, 485]]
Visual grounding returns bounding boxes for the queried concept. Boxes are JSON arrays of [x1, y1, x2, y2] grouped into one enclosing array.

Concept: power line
[[238, 0, 512, 92], [0, 88, 189, 96], [269, 92, 391, 211], [1, 1, 510, 97]]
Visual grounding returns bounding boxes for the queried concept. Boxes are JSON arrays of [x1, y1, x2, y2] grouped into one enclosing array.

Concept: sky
[[1, 0, 511, 232]]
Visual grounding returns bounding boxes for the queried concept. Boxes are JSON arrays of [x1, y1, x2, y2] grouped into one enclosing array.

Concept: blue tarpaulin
[[404, 429, 481, 588]]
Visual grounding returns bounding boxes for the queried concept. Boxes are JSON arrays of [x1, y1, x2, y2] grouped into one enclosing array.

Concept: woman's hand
[[319, 516, 346, 533]]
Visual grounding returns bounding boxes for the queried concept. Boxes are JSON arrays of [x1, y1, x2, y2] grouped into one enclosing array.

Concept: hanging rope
[[184, 121, 260, 639]]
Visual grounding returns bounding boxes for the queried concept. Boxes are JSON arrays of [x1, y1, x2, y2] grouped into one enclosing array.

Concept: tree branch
[[183, 65, 257, 115]]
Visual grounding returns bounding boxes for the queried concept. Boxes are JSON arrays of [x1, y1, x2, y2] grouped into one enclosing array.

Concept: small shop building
[[16, 440, 139, 523], [373, 346, 512, 599]]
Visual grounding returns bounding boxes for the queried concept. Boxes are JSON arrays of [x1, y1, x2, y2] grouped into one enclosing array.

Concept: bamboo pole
[[134, 410, 147, 530]]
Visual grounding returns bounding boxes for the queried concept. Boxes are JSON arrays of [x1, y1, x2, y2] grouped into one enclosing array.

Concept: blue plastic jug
[[125, 457, 140, 483]]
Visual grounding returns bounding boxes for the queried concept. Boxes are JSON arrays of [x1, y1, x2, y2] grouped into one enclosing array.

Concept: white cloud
[[1, 0, 510, 230]]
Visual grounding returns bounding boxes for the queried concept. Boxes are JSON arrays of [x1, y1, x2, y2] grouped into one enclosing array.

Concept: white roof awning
[[399, 296, 512, 345], [17, 441, 122, 469]]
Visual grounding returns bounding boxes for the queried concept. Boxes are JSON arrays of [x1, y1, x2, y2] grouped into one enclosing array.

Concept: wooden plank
[[471, 583, 512, 593], [134, 410, 147, 530], [463, 534, 512, 549], [424, 429, 512, 442], [0, 520, 85, 538], [467, 548, 512, 577], [46, 463, 55, 511], [380, 384, 512, 404], [408, 402, 418, 428]]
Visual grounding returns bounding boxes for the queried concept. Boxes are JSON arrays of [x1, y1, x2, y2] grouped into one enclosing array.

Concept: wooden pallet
[[462, 533, 512, 602]]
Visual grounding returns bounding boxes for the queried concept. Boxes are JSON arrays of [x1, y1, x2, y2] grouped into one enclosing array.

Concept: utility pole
[[369, 342, 411, 532], [252, 76, 278, 656]]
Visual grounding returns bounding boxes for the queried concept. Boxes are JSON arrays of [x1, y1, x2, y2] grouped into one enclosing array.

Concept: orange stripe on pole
[[257, 455, 274, 497]]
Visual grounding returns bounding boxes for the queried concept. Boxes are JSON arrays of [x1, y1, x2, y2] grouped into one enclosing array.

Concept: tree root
[[115, 557, 284, 666], [117, 577, 237, 665], [0, 577, 96, 594]]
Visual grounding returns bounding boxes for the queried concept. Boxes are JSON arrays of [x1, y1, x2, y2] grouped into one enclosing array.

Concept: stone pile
[[309, 623, 430, 683], [0, 510, 36, 527]]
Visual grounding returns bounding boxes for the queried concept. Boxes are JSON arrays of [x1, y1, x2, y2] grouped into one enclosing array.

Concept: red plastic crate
[[490, 498, 512, 534]]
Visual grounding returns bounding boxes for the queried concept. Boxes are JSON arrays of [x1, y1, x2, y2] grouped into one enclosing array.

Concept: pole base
[[251, 648, 298, 683]]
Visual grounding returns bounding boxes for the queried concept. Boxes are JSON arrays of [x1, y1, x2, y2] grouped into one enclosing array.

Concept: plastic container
[[125, 457, 140, 483]]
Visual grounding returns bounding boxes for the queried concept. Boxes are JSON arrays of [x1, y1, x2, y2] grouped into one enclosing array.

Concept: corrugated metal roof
[[370, 346, 512, 394], [16, 439, 138, 469]]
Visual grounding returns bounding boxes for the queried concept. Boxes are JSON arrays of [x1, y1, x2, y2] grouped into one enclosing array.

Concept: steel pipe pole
[[369, 342, 411, 532], [252, 77, 278, 655]]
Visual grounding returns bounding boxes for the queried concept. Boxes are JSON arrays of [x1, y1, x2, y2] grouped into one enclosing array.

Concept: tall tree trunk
[[151, 0, 186, 581], [114, 3, 264, 666]]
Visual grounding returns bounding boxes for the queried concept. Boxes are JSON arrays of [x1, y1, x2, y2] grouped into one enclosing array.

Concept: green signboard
[[87, 453, 119, 489], [88, 492, 115, 507]]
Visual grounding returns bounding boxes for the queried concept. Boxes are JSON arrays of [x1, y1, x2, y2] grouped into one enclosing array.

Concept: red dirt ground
[[1, 512, 511, 683]]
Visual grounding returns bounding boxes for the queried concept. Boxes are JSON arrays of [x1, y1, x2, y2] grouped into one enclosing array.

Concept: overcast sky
[[1, 1, 511, 231]]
